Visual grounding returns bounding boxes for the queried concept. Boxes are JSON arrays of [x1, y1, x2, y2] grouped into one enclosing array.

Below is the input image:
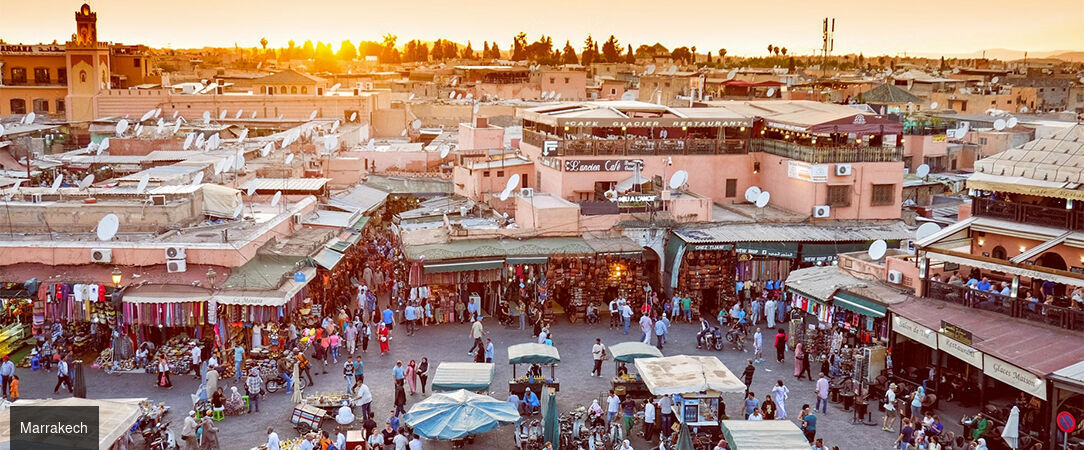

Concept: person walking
[[343, 358, 356, 393], [801, 405, 817, 443], [403, 302, 416, 336], [761, 394, 777, 420], [232, 343, 245, 381], [467, 317, 485, 355], [354, 382, 373, 421], [591, 339, 606, 377], [345, 321, 357, 355], [774, 329, 787, 363], [681, 296, 692, 322], [378, 322, 391, 356], [352, 356, 364, 387], [643, 398, 656, 442], [0, 356, 14, 398], [658, 394, 672, 438], [157, 354, 173, 389], [638, 314, 652, 344], [815, 372, 830, 413], [653, 317, 666, 351], [484, 339, 494, 363], [742, 360, 755, 391], [393, 382, 407, 417], [181, 411, 199, 450], [189, 342, 202, 380], [405, 360, 417, 395], [771, 380, 790, 419], [743, 391, 760, 419], [608, 298, 619, 329], [246, 368, 262, 413], [883, 383, 899, 432], [894, 418, 916, 450], [361, 321, 371, 353], [295, 349, 315, 386], [392, 360, 405, 387], [329, 332, 341, 364], [793, 342, 806, 378], [417, 358, 429, 394], [621, 396, 635, 437], [53, 356, 72, 394], [752, 328, 764, 363], [620, 302, 633, 335], [606, 390, 620, 424]]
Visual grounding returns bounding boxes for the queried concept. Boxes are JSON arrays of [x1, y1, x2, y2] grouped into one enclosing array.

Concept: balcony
[[972, 197, 1084, 231], [750, 138, 903, 164], [521, 129, 746, 156], [927, 281, 1084, 332]]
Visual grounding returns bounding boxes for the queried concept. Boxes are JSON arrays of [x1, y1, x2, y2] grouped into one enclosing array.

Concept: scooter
[[142, 420, 177, 450]]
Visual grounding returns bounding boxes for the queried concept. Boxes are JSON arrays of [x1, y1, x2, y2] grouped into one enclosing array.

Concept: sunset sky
[[2, 0, 1082, 57]]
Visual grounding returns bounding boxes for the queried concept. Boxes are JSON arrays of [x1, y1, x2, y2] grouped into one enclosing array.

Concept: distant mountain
[[1048, 51, 1084, 63], [908, 48, 1081, 61]]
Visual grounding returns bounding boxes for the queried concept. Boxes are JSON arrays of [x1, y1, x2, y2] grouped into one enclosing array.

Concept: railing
[[521, 129, 748, 156], [750, 138, 904, 164], [927, 281, 1084, 332], [972, 197, 1084, 231]]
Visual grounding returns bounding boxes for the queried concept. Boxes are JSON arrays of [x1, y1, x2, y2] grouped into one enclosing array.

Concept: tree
[[442, 40, 457, 60], [462, 41, 475, 59], [581, 35, 596, 66], [379, 34, 400, 63], [431, 39, 445, 60], [483, 41, 490, 59], [337, 40, 357, 60], [690, 46, 697, 63], [525, 35, 554, 63], [358, 41, 383, 58], [302, 40, 315, 59], [511, 32, 528, 61], [625, 44, 635, 63], [561, 40, 578, 64], [488, 41, 501, 59], [670, 46, 692, 64], [260, 37, 268, 50], [601, 35, 621, 63], [718, 48, 727, 60], [767, 44, 773, 55], [284, 40, 297, 60], [780, 47, 787, 56]]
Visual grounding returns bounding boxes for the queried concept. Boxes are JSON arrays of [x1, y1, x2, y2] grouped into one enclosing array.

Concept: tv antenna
[[821, 17, 835, 76]]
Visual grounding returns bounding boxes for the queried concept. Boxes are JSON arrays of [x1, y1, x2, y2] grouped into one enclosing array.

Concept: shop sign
[[618, 194, 657, 204], [892, 316, 937, 350], [932, 135, 947, 142], [940, 321, 972, 346], [691, 244, 733, 251], [766, 121, 807, 133], [293, 271, 307, 283], [984, 354, 1046, 400], [563, 159, 643, 172], [559, 118, 750, 128], [787, 161, 829, 183], [937, 333, 983, 368], [542, 140, 558, 155], [207, 298, 217, 324]]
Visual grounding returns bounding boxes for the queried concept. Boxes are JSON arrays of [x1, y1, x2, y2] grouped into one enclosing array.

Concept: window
[[133, 58, 141, 68], [871, 184, 894, 206], [33, 68, 50, 84], [725, 179, 737, 198], [610, 88, 616, 95], [9, 99, 26, 114], [280, 86, 287, 94], [564, 77, 570, 84], [664, 82, 671, 88], [79, 70, 87, 82], [290, 86, 297, 94], [497, 170, 505, 177], [58, 68, 67, 86], [827, 185, 851, 207], [992, 246, 1007, 260], [979, 137, 988, 145], [32, 98, 48, 114], [301, 87, 308, 94], [10, 67, 27, 84], [549, 78, 555, 84], [55, 99, 65, 113], [483, 171, 490, 177]]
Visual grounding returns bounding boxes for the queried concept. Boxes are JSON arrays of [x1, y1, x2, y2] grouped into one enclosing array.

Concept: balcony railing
[[521, 129, 747, 156], [750, 138, 904, 164], [927, 280, 1084, 332], [972, 197, 1084, 231]]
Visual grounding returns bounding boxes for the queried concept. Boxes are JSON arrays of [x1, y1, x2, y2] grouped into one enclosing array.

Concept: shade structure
[[430, 362, 495, 392], [609, 341, 663, 363], [675, 421, 695, 450], [0, 397, 145, 449], [542, 389, 559, 450], [403, 389, 520, 440], [634, 355, 746, 395], [507, 343, 561, 365], [1001, 405, 1020, 449], [719, 420, 810, 449]]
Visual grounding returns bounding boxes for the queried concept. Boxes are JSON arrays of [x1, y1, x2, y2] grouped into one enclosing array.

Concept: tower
[[65, 3, 109, 121]]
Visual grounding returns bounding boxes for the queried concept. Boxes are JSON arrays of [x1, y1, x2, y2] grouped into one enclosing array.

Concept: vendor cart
[[431, 362, 495, 393], [719, 420, 810, 449], [291, 403, 329, 434], [607, 341, 661, 399], [507, 343, 560, 397], [634, 355, 746, 437]]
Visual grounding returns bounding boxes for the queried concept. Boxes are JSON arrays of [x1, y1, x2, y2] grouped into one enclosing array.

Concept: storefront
[[121, 284, 213, 345], [213, 266, 315, 351]]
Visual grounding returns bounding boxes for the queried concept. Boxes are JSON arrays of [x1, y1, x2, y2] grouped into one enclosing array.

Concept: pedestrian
[[654, 317, 666, 350], [393, 360, 405, 386], [417, 357, 429, 394], [752, 328, 763, 363], [344, 358, 356, 393], [246, 368, 262, 413], [621, 395, 635, 436], [765, 295, 777, 328], [660, 314, 670, 344], [408, 433, 423, 450], [606, 390, 620, 424], [352, 356, 364, 387], [295, 348, 315, 386], [910, 386, 925, 421], [762, 394, 776, 420], [681, 295, 692, 322], [883, 383, 899, 432], [467, 317, 485, 355], [232, 343, 245, 381], [329, 332, 341, 364], [354, 381, 372, 420], [484, 338, 494, 363], [394, 380, 407, 417], [751, 297, 762, 325], [815, 372, 829, 414], [743, 359, 755, 390], [9, 375, 19, 401], [639, 313, 652, 344], [771, 380, 790, 419], [378, 322, 391, 355], [361, 321, 371, 353], [658, 394, 672, 438], [403, 301, 416, 336], [199, 413, 219, 450], [157, 354, 173, 389], [643, 398, 656, 442], [0, 356, 13, 398], [591, 339, 606, 377], [894, 418, 915, 450], [405, 360, 417, 395], [620, 302, 633, 334], [774, 329, 787, 363], [382, 305, 395, 332], [334, 427, 347, 450], [793, 342, 806, 379], [53, 356, 72, 394], [189, 342, 202, 380], [743, 391, 760, 419], [345, 319, 357, 356], [518, 299, 528, 330], [801, 405, 817, 443], [181, 411, 199, 450]]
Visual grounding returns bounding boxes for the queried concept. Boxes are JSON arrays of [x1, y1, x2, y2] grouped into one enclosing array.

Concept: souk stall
[[403, 389, 520, 442], [547, 234, 649, 322], [719, 420, 810, 450], [635, 355, 746, 436], [507, 343, 560, 396], [608, 341, 662, 399], [0, 397, 146, 449], [431, 362, 496, 393]]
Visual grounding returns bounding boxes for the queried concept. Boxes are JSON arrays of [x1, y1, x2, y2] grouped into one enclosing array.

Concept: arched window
[[9, 99, 26, 114], [300, 86, 308, 94], [992, 246, 1007, 260], [291, 86, 297, 94], [280, 86, 287, 94], [79, 70, 87, 82]]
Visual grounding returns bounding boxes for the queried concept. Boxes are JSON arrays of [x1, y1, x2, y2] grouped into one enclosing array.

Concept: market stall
[[0, 397, 146, 449], [403, 389, 520, 441], [608, 341, 662, 399], [719, 420, 810, 450], [635, 355, 746, 434], [431, 362, 495, 393], [507, 343, 560, 396]]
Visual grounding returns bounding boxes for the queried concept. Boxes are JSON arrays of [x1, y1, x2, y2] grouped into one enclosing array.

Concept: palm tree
[[781, 47, 788, 56], [773, 46, 780, 56], [719, 48, 727, 59], [259, 37, 268, 50], [767, 44, 773, 55]]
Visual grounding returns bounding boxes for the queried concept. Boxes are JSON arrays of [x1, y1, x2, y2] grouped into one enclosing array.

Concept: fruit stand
[[507, 343, 560, 397], [608, 341, 662, 399]]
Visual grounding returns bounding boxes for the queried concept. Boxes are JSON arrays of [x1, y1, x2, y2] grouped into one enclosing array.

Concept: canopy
[[719, 420, 810, 449], [0, 397, 145, 449], [201, 184, 243, 219], [634, 355, 746, 395], [402, 389, 520, 440], [431, 362, 495, 392], [609, 342, 663, 363], [507, 343, 561, 365]]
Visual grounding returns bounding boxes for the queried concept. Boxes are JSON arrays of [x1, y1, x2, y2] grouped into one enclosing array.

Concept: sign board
[[892, 316, 938, 350], [940, 321, 972, 346], [617, 194, 657, 204], [558, 118, 750, 128], [691, 244, 734, 252], [932, 135, 947, 142], [937, 333, 982, 369], [293, 271, 307, 283], [787, 161, 828, 183], [542, 140, 558, 155], [882, 134, 897, 148], [1058, 411, 1076, 433], [984, 354, 1046, 400], [563, 159, 643, 172]]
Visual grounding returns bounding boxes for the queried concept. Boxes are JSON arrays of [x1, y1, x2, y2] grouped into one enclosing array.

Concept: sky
[[1, 0, 1082, 57]]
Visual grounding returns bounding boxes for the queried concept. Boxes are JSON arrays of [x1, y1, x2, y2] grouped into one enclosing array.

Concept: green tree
[[581, 35, 596, 66], [260, 37, 268, 50], [718, 48, 727, 59], [781, 47, 787, 56], [302, 40, 315, 59], [285, 40, 296, 60], [671, 46, 692, 64], [525, 35, 554, 63], [488, 41, 501, 59], [337, 40, 357, 60], [379, 34, 400, 63], [431, 39, 445, 60], [511, 32, 528, 61], [767, 44, 773, 55], [462, 41, 475, 59], [442, 40, 457, 60], [483, 41, 490, 59], [561, 40, 578, 64], [601, 35, 621, 63], [358, 41, 382, 58], [625, 44, 635, 63]]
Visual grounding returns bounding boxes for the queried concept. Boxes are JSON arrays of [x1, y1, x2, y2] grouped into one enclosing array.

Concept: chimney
[[475, 117, 488, 128]]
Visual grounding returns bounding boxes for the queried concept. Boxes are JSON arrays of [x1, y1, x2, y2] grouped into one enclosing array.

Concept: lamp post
[[110, 267, 122, 288], [206, 267, 218, 290]]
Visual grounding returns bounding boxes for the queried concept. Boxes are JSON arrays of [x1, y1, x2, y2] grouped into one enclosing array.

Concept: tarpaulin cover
[[220, 254, 306, 291], [609, 342, 662, 363], [634, 355, 746, 395], [430, 362, 495, 392], [0, 397, 145, 449], [201, 184, 243, 218], [507, 343, 561, 365], [719, 420, 810, 449], [403, 389, 519, 440]]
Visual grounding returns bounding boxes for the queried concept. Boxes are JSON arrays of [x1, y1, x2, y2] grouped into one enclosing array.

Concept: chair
[[241, 395, 250, 410], [30, 356, 41, 371], [212, 408, 225, 421]]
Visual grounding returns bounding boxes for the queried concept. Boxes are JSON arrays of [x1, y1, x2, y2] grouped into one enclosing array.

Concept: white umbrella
[[291, 362, 302, 404], [1001, 405, 1020, 449]]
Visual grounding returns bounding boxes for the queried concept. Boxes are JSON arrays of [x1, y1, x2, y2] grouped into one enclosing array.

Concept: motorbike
[[141, 419, 176, 450], [697, 327, 724, 351], [726, 326, 745, 351]]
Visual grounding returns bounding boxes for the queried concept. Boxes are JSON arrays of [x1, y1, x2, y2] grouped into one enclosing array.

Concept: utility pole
[[821, 17, 835, 77]]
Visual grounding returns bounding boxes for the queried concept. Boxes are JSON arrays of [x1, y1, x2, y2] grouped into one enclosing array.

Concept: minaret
[[65, 3, 109, 122]]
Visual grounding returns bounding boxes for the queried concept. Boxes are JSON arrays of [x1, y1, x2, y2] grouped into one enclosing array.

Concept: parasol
[[403, 389, 520, 440]]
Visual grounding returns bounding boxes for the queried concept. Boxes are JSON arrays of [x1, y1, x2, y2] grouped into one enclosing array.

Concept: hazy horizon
[[1, 0, 1082, 57]]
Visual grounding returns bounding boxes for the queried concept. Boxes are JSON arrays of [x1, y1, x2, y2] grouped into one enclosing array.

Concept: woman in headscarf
[[771, 379, 790, 419], [199, 412, 219, 449], [377, 322, 390, 355], [588, 399, 605, 426], [972, 438, 988, 450], [761, 394, 777, 420], [910, 386, 925, 420], [225, 386, 245, 416], [416, 358, 429, 394], [405, 360, 417, 395], [793, 342, 805, 378]]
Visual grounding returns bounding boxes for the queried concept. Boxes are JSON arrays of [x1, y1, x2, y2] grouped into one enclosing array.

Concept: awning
[[350, 216, 372, 232], [506, 256, 549, 265], [985, 354, 1047, 400], [719, 420, 811, 450], [431, 362, 495, 392], [507, 343, 561, 365], [327, 239, 353, 253], [312, 248, 344, 270], [736, 242, 798, 258], [925, 249, 1084, 287], [891, 316, 938, 350], [833, 292, 887, 318], [967, 171, 1084, 201], [213, 267, 315, 306], [122, 285, 212, 304], [1010, 231, 1072, 264], [634, 355, 746, 395], [608, 341, 663, 363], [800, 242, 871, 262], [424, 260, 504, 274]]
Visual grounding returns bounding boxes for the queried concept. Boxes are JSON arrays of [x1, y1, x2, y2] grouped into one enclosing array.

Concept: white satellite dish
[[958, 122, 969, 134], [172, 111, 179, 119], [284, 153, 294, 165], [555, 93, 562, 100], [755, 191, 771, 208], [667, 66, 677, 75], [930, 102, 939, 109], [408, 93, 416, 101], [261, 143, 273, 157], [115, 119, 129, 136], [456, 93, 464, 100], [766, 88, 775, 97], [1006, 117, 1018, 128], [140, 110, 155, 122], [136, 174, 150, 194], [213, 159, 224, 175], [191, 172, 204, 186], [183, 133, 195, 150], [235, 109, 244, 119], [868, 239, 888, 260], [669, 170, 689, 190], [448, 91, 456, 99], [172, 119, 182, 134], [223, 154, 235, 171], [473, 104, 480, 114], [49, 176, 63, 194], [0, 124, 5, 138], [218, 110, 227, 120], [620, 92, 635, 101], [155, 120, 165, 135], [411, 119, 422, 130], [1020, 106, 1028, 113], [916, 222, 942, 241], [278, 114, 284, 119], [271, 191, 282, 206], [331, 120, 340, 133], [202, 111, 211, 122], [450, 76, 458, 86], [206, 134, 220, 150], [915, 163, 931, 178], [100, 137, 111, 151], [726, 69, 737, 80], [309, 110, 318, 120], [134, 124, 144, 136], [659, 130, 668, 139], [238, 128, 249, 144], [367, 138, 375, 148], [744, 186, 762, 203], [96, 214, 119, 241], [400, 129, 407, 137], [499, 189, 510, 201], [329, 83, 341, 92], [991, 76, 999, 84], [323, 135, 338, 152], [233, 203, 244, 219], [505, 174, 521, 193], [246, 185, 256, 196], [349, 112, 358, 122], [95, 143, 105, 156], [251, 111, 258, 119], [993, 118, 1007, 131], [78, 174, 95, 190], [646, 64, 656, 75], [439, 145, 450, 159], [234, 155, 245, 171]]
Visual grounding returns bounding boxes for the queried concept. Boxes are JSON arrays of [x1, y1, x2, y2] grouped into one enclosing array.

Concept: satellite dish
[[95, 143, 105, 156], [191, 172, 204, 186], [136, 175, 150, 194], [473, 104, 480, 114], [224, 155, 235, 171], [233, 203, 244, 219], [620, 92, 635, 101], [235, 109, 244, 119], [411, 119, 422, 130], [272, 191, 282, 207], [669, 170, 689, 190], [155, 120, 165, 135], [456, 93, 464, 100], [251, 111, 258, 119], [78, 174, 95, 190], [668, 66, 677, 75], [115, 119, 129, 136], [466, 93, 474, 99], [213, 159, 224, 175], [916, 163, 931, 178], [755, 191, 771, 208], [659, 130, 668, 139], [329, 83, 341, 92], [367, 138, 375, 148], [172, 111, 179, 119], [309, 110, 318, 120], [408, 93, 416, 101], [261, 143, 273, 157], [172, 119, 182, 134], [958, 122, 970, 134], [505, 174, 521, 193], [991, 76, 999, 84], [930, 101, 939, 109], [96, 214, 119, 241], [100, 137, 111, 151], [183, 133, 195, 150], [238, 128, 249, 144], [49, 176, 63, 194], [744, 186, 762, 203], [448, 91, 456, 99], [202, 111, 211, 122], [450, 76, 458, 86], [323, 135, 338, 152], [140, 110, 155, 122], [555, 93, 562, 100], [1020, 106, 1028, 113], [0, 124, 5, 138], [646, 64, 656, 75], [284, 153, 294, 165], [993, 118, 1006, 131], [726, 69, 737, 80], [246, 185, 256, 196], [766, 88, 775, 97], [134, 124, 144, 136], [400, 129, 407, 137], [916, 222, 942, 241], [604, 189, 618, 202], [439, 145, 450, 159], [235, 155, 245, 171], [217, 110, 226, 120], [952, 68, 960, 74], [331, 120, 340, 133], [206, 134, 220, 150], [349, 112, 358, 122], [867, 239, 888, 260], [1006, 117, 1018, 128], [499, 189, 510, 201]]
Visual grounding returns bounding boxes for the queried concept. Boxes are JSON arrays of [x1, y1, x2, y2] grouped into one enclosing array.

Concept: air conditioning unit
[[888, 270, 903, 284], [293, 213, 304, 225], [164, 246, 186, 260], [813, 205, 831, 218], [150, 195, 166, 206], [835, 164, 853, 176], [30, 193, 43, 203], [167, 259, 187, 273], [520, 187, 534, 198], [90, 248, 112, 263]]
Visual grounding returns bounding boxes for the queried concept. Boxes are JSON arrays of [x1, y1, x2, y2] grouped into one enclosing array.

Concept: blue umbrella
[[403, 389, 521, 440]]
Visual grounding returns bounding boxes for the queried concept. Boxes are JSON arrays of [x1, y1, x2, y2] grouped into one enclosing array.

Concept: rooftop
[[673, 220, 913, 244]]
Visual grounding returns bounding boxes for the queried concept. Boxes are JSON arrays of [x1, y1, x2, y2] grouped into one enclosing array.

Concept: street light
[[206, 267, 218, 289], [111, 267, 122, 287]]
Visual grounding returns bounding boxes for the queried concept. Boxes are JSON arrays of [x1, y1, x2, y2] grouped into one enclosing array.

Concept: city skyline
[[1, 0, 1082, 58]]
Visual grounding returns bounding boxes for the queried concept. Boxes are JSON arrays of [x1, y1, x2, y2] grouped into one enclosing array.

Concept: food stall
[[431, 362, 495, 394], [635, 355, 746, 435], [507, 343, 560, 396], [719, 420, 810, 449], [609, 341, 662, 399]]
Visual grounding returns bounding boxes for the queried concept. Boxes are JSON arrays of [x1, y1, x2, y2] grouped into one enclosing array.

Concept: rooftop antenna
[[349, 112, 358, 122], [821, 17, 836, 76], [669, 169, 689, 190], [48, 176, 63, 195], [667, 66, 677, 76], [213, 159, 224, 176], [172, 118, 182, 134], [251, 111, 258, 119], [155, 119, 165, 135], [331, 120, 341, 133], [238, 128, 249, 144], [99, 137, 110, 152], [439, 144, 450, 159], [183, 133, 195, 150], [260, 143, 273, 157], [620, 91, 635, 101], [191, 171, 204, 186], [219, 110, 228, 120], [284, 153, 294, 165], [993, 118, 1007, 131], [930, 101, 939, 110], [408, 93, 416, 101], [172, 111, 179, 119], [766, 87, 775, 97], [140, 109, 155, 122], [0, 124, 5, 139], [77, 174, 95, 191], [867, 239, 888, 260], [744, 186, 762, 203], [309, 110, 318, 120], [271, 191, 282, 207], [202, 111, 211, 122], [1006, 117, 1018, 128], [246, 185, 256, 196], [23, 112, 35, 125], [755, 191, 771, 208], [915, 163, 930, 179], [96, 214, 119, 241], [499, 173, 521, 201]]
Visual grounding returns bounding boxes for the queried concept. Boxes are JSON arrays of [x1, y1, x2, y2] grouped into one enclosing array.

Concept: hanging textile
[[122, 302, 206, 327]]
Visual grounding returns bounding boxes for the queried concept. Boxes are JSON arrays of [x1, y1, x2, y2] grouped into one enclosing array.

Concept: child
[[10, 375, 19, 400]]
